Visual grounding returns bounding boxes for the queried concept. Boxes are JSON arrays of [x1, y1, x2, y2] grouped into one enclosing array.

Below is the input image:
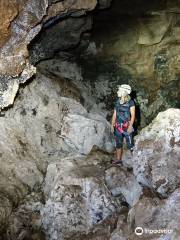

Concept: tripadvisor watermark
[[135, 227, 173, 236]]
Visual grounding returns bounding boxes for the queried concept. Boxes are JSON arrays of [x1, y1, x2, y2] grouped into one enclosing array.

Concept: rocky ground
[[0, 68, 179, 240]]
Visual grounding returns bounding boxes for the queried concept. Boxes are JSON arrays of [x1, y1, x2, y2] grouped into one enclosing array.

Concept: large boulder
[[41, 149, 119, 240], [133, 108, 180, 197], [110, 187, 180, 240], [0, 72, 114, 233], [61, 112, 113, 154], [105, 167, 142, 207], [128, 188, 180, 240]]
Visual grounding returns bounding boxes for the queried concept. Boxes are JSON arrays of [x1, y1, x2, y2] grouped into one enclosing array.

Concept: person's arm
[[128, 106, 135, 133], [111, 109, 117, 132]]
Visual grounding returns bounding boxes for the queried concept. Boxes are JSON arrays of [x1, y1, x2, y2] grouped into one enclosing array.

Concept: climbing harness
[[115, 121, 129, 133]]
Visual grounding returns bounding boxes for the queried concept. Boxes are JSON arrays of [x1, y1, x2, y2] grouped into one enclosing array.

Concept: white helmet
[[117, 84, 131, 97]]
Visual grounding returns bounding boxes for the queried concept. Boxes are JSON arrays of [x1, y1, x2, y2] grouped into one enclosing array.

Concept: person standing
[[111, 84, 135, 165]]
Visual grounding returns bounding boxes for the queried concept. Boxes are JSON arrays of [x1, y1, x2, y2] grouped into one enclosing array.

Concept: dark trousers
[[114, 128, 133, 150]]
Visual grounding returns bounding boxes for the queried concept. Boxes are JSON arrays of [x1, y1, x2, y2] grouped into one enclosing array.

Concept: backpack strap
[[115, 100, 131, 124]]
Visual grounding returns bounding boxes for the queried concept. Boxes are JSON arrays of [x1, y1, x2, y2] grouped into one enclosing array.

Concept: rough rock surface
[[5, 72, 113, 156], [133, 108, 180, 197], [128, 188, 180, 240], [41, 148, 118, 240], [37, 57, 125, 117], [105, 167, 142, 207], [0, 0, 102, 108], [0, 71, 114, 235], [0, 0, 180, 239], [0, 0, 48, 108], [29, 16, 93, 64], [45, 0, 97, 22], [4, 192, 45, 240], [0, 75, 179, 239], [89, 0, 180, 123], [0, 0, 47, 75]]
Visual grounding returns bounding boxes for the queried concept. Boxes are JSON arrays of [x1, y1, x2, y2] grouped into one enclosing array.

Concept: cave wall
[[27, 0, 180, 126], [0, 1, 180, 239], [89, 0, 180, 122], [1, 0, 179, 118], [0, 0, 112, 109]]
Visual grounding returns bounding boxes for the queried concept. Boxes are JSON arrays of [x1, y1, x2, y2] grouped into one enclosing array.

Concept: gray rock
[[0, 71, 114, 234], [105, 167, 142, 206], [128, 188, 180, 240], [133, 108, 180, 197], [61, 113, 114, 154], [41, 151, 119, 240]]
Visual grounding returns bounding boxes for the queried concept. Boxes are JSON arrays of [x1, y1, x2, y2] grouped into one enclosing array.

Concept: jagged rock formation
[[0, 71, 114, 239], [0, 73, 179, 239], [0, 0, 48, 108], [133, 108, 180, 197], [128, 188, 180, 240], [41, 148, 118, 240], [105, 167, 142, 207], [0, 0, 108, 109], [1, 0, 179, 121], [34, 3, 180, 127]]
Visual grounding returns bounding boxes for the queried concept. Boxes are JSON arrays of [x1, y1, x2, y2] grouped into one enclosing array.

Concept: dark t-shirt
[[114, 99, 135, 123]]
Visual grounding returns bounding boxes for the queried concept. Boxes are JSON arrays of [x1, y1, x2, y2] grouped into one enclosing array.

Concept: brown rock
[[0, 0, 19, 47], [45, 0, 97, 21]]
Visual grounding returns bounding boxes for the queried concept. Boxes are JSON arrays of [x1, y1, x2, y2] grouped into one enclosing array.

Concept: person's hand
[[127, 125, 133, 134], [111, 125, 115, 133]]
